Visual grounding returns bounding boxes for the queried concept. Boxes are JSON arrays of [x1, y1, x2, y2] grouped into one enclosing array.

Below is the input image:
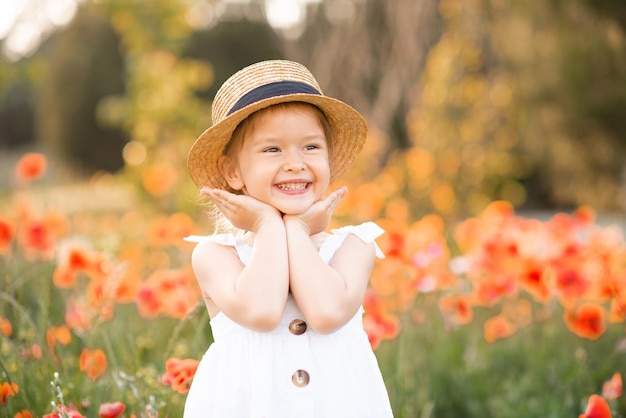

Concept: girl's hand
[[284, 186, 347, 235], [202, 187, 281, 232]]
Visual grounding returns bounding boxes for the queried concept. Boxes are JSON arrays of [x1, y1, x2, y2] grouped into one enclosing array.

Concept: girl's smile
[[275, 180, 312, 193]]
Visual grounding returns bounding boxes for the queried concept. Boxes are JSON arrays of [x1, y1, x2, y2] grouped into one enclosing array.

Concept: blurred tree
[[0, 77, 35, 149], [323, 0, 626, 223], [401, 0, 626, 217], [94, 0, 214, 211], [587, 0, 626, 31], [284, 0, 440, 157], [36, 6, 127, 173], [533, 2, 626, 210], [184, 20, 283, 100]]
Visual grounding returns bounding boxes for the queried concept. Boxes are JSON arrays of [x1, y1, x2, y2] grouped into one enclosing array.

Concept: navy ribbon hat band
[[228, 81, 322, 116]]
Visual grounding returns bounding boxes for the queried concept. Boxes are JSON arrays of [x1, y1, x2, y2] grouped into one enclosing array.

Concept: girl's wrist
[[254, 212, 285, 232], [283, 216, 311, 236]]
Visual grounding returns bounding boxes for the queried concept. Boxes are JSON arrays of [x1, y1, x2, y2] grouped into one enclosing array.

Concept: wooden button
[[289, 319, 307, 335], [292, 369, 310, 387]]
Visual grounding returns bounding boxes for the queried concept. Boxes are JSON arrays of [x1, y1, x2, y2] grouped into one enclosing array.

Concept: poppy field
[[1, 152, 625, 417]]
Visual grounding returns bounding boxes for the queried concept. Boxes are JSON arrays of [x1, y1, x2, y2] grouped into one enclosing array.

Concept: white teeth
[[277, 183, 308, 191]]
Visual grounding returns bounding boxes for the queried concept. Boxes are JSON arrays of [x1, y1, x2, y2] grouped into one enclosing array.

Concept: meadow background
[[1, 0, 626, 416]]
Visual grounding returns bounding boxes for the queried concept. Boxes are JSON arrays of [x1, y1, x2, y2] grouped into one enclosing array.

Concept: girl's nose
[[283, 153, 306, 171]]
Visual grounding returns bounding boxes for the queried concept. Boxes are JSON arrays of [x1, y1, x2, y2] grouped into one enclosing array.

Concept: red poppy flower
[[454, 217, 483, 253], [157, 268, 200, 319], [43, 405, 86, 418], [602, 372, 622, 401], [65, 298, 96, 333], [162, 358, 200, 393], [19, 343, 42, 360], [54, 243, 110, 289], [149, 212, 196, 245], [0, 381, 18, 404], [548, 213, 581, 238], [481, 200, 515, 219], [31, 343, 42, 359], [135, 268, 200, 319], [142, 162, 178, 197], [0, 216, 14, 254], [363, 310, 401, 350], [14, 410, 33, 418], [15, 153, 47, 180], [565, 303, 607, 340], [574, 205, 596, 226], [113, 261, 141, 303], [362, 291, 401, 349], [19, 218, 54, 258], [579, 394, 612, 418], [136, 285, 161, 319], [52, 266, 78, 289], [380, 230, 405, 259], [474, 274, 518, 306], [609, 298, 625, 323], [483, 315, 516, 343], [519, 263, 551, 303], [555, 268, 590, 305], [79, 348, 108, 380], [0, 316, 12, 337], [67, 246, 93, 271], [46, 325, 72, 350], [98, 402, 126, 418], [438, 295, 474, 326]]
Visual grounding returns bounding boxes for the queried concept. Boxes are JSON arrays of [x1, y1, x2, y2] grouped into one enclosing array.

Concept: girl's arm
[[191, 188, 289, 331], [284, 187, 375, 333]]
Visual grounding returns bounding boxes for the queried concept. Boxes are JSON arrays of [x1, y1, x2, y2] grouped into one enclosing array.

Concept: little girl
[[184, 60, 393, 417]]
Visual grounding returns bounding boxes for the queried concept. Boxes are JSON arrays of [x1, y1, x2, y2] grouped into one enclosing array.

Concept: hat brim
[[187, 92, 367, 190]]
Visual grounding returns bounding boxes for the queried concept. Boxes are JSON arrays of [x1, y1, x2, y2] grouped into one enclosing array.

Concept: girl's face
[[223, 104, 331, 215]]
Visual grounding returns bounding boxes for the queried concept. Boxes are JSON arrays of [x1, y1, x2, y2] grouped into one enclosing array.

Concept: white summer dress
[[183, 222, 394, 418]]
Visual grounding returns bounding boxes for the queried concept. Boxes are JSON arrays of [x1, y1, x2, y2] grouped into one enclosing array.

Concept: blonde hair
[[207, 102, 333, 234]]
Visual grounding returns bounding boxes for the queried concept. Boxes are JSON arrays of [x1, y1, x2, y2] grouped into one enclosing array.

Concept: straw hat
[[187, 60, 368, 190]]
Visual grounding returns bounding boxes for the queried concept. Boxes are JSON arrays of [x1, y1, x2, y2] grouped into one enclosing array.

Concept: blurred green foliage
[[1, 0, 625, 216], [38, 6, 127, 173], [405, 0, 626, 217]]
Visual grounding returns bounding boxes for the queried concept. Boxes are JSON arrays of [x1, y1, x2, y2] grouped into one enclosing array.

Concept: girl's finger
[[330, 186, 347, 205], [209, 189, 231, 203], [321, 186, 346, 205]]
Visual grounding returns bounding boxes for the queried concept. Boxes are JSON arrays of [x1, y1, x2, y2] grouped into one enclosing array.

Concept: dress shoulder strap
[[319, 221, 385, 263], [184, 234, 237, 245], [184, 234, 252, 264]]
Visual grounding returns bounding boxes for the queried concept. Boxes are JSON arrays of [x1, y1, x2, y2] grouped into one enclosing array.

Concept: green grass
[[377, 303, 626, 417]]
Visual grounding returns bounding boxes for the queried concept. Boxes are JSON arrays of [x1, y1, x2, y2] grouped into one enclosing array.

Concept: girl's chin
[[265, 193, 322, 216], [275, 202, 312, 216], [277, 207, 307, 216]]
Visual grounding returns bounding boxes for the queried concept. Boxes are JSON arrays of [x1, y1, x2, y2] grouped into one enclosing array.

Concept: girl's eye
[[305, 144, 320, 150], [264, 147, 280, 153]]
